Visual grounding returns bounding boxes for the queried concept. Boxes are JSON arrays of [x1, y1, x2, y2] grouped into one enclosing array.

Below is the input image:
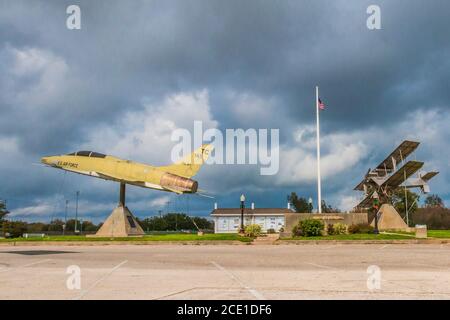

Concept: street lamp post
[[239, 194, 245, 234], [372, 191, 380, 234], [75, 191, 80, 234], [308, 197, 313, 213], [63, 199, 69, 236]]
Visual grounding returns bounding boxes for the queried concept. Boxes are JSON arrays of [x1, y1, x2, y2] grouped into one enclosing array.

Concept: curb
[[276, 239, 450, 245], [1, 239, 448, 246], [0, 240, 251, 246]]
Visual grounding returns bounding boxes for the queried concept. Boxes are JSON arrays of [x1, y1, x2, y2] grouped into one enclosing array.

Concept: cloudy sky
[[1, 0, 449, 222]]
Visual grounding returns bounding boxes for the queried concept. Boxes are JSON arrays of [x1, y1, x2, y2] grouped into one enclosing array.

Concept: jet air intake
[[160, 173, 198, 193]]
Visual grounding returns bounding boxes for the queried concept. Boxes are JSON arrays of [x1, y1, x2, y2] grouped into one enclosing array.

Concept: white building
[[211, 203, 291, 233]]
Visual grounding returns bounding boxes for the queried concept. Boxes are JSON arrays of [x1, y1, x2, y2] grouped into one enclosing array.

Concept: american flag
[[318, 98, 325, 110]]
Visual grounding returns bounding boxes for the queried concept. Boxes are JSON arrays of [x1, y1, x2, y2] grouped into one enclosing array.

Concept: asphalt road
[[0, 244, 449, 299]]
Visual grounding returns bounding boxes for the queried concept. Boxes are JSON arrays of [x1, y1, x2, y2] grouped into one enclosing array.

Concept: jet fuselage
[[41, 151, 198, 194]]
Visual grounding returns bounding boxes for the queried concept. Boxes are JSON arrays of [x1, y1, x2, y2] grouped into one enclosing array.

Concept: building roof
[[211, 208, 292, 216]]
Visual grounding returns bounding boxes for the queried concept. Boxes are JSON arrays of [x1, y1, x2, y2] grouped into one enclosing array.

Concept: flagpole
[[316, 86, 322, 213]]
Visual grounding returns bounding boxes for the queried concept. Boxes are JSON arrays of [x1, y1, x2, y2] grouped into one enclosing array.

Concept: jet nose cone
[[41, 156, 57, 166]]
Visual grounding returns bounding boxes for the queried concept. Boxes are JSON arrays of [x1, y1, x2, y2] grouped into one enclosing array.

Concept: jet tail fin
[[158, 144, 213, 178]]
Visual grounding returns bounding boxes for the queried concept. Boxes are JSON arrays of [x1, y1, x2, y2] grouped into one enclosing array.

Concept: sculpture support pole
[[119, 183, 126, 207]]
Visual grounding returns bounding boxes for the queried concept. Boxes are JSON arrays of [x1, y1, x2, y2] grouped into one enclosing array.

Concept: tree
[[321, 200, 341, 213], [47, 219, 65, 232], [191, 216, 214, 230], [138, 213, 213, 231], [0, 201, 9, 221], [287, 192, 312, 213], [139, 216, 168, 231], [2, 220, 27, 238], [424, 194, 444, 208], [63, 219, 99, 232], [81, 220, 99, 232], [26, 222, 47, 233], [392, 189, 419, 218]]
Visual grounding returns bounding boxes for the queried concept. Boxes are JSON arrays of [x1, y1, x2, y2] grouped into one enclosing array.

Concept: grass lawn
[[0, 233, 252, 243], [379, 230, 450, 239], [427, 230, 450, 238], [281, 233, 414, 241]]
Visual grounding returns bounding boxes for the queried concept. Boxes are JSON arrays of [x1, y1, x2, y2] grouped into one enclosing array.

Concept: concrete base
[[415, 225, 428, 239], [94, 205, 145, 237], [284, 212, 368, 236], [371, 204, 409, 231]]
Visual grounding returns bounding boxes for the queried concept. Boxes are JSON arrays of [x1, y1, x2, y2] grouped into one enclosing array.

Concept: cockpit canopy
[[67, 151, 107, 158]]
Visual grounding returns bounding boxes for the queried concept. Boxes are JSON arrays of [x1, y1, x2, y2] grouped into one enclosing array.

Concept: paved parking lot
[[0, 243, 449, 299]]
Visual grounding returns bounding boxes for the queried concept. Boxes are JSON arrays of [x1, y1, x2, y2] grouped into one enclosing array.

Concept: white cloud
[[82, 89, 218, 164], [10, 202, 54, 218], [2, 46, 69, 107], [275, 130, 368, 185], [227, 92, 280, 126], [0, 136, 30, 171], [338, 195, 360, 212], [148, 195, 171, 207]]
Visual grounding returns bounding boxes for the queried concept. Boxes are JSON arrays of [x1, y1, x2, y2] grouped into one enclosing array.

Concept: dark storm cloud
[[2, 0, 449, 143], [0, 0, 449, 219]]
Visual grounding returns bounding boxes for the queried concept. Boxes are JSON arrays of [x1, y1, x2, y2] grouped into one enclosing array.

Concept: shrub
[[302, 219, 324, 236], [279, 227, 284, 233], [347, 224, 359, 234], [326, 224, 335, 235], [292, 224, 303, 237], [348, 223, 374, 234], [293, 219, 324, 237], [333, 223, 348, 235], [266, 228, 276, 234], [244, 224, 262, 237]]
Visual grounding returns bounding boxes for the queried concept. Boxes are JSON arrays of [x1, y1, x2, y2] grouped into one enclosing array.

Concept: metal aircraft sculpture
[[354, 140, 438, 210]]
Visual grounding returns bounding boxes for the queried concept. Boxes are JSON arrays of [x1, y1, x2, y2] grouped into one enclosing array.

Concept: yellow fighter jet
[[41, 144, 213, 196], [41, 144, 213, 237]]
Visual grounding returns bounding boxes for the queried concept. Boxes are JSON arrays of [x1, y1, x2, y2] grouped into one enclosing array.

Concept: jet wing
[[404, 171, 439, 192], [380, 160, 424, 189], [95, 172, 143, 183], [375, 140, 420, 173]]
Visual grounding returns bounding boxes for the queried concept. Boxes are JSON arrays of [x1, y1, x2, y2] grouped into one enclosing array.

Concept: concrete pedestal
[[370, 204, 409, 231], [94, 205, 145, 237]]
